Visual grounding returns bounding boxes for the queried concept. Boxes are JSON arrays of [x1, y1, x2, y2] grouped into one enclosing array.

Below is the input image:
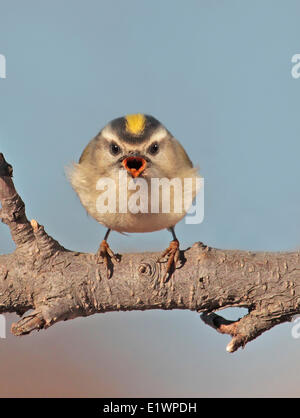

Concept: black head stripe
[[110, 114, 161, 144]]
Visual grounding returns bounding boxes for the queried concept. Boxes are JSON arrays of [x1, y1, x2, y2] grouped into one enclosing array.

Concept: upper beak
[[122, 156, 147, 178]]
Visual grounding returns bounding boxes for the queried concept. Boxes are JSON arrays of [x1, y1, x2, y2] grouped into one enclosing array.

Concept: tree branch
[[0, 153, 298, 352]]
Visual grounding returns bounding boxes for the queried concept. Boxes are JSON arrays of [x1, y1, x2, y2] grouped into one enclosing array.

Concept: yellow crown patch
[[125, 113, 146, 135]]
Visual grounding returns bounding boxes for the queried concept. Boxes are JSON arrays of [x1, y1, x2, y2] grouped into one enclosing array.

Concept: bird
[[68, 113, 199, 280]]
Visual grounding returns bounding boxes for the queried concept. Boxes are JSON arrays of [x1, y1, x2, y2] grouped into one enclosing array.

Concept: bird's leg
[[157, 227, 180, 282], [96, 229, 119, 278]]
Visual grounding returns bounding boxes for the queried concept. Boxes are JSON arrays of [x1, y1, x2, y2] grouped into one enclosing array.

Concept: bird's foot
[[157, 239, 180, 282], [96, 240, 119, 279]]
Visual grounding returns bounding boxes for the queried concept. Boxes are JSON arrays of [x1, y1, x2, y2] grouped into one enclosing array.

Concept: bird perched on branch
[[68, 114, 199, 280]]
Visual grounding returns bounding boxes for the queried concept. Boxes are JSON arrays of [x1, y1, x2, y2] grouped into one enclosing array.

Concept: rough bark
[[0, 152, 298, 353]]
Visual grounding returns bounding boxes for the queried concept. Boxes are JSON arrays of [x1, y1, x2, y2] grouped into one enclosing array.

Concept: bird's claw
[[157, 239, 180, 282], [96, 240, 119, 279]]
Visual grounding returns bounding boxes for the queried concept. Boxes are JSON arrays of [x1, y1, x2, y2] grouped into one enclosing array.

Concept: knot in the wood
[[2, 196, 25, 223], [192, 241, 211, 252], [138, 259, 159, 280]]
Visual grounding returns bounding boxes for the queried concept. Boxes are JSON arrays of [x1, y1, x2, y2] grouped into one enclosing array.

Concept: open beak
[[122, 156, 147, 178]]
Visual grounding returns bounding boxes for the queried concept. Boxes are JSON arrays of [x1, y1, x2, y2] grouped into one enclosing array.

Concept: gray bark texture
[[0, 153, 298, 353]]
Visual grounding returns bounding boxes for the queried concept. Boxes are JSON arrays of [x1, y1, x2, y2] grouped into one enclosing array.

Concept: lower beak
[[122, 156, 147, 178]]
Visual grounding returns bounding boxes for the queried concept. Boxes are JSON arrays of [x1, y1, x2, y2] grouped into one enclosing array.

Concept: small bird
[[68, 114, 199, 279]]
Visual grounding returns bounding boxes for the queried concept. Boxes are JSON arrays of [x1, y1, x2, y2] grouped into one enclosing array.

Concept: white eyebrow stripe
[[149, 127, 168, 142], [101, 126, 120, 142]]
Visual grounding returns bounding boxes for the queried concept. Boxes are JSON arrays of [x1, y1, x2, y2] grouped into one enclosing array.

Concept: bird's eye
[[148, 142, 159, 155], [110, 142, 121, 155]]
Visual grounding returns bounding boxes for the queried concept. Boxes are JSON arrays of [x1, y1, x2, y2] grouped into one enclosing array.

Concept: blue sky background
[[1, 0, 300, 397]]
